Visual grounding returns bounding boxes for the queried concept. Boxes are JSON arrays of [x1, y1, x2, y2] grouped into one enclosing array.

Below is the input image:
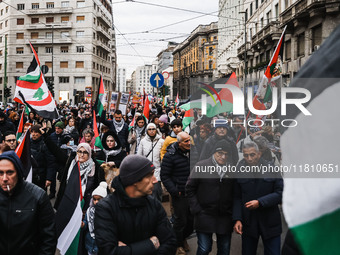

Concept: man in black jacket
[[233, 142, 283, 255], [94, 154, 176, 255], [186, 140, 235, 255], [199, 119, 238, 165], [0, 151, 56, 255], [161, 131, 193, 255]]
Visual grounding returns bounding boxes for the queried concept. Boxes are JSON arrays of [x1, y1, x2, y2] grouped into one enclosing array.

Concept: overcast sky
[[112, 0, 218, 77]]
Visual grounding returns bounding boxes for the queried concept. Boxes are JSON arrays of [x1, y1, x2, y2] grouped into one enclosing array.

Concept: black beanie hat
[[214, 139, 231, 153], [170, 119, 182, 128], [119, 155, 155, 187]]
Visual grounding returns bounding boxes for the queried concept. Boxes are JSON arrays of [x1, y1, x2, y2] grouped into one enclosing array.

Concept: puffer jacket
[[161, 142, 190, 197], [0, 151, 56, 255], [94, 177, 177, 255], [160, 131, 177, 160], [137, 134, 164, 181]]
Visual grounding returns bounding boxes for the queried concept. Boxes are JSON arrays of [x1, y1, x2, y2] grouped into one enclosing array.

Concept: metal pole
[[4, 36, 7, 104], [51, 25, 54, 82]]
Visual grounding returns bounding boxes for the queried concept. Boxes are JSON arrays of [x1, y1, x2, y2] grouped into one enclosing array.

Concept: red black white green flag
[[93, 75, 105, 117], [15, 128, 32, 182], [13, 42, 58, 119], [16, 106, 25, 140], [93, 110, 103, 149]]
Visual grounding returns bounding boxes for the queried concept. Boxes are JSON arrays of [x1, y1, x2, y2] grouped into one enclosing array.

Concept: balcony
[[97, 26, 111, 40], [96, 40, 111, 52], [27, 7, 73, 15], [27, 22, 73, 30], [95, 10, 112, 28], [28, 37, 72, 45]]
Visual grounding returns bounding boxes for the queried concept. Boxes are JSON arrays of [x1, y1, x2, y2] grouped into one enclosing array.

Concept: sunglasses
[[77, 150, 89, 155]]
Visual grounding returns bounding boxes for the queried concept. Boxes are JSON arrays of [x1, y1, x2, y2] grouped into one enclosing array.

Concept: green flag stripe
[[95, 136, 103, 149], [18, 74, 41, 83], [291, 207, 340, 255], [263, 85, 272, 103]]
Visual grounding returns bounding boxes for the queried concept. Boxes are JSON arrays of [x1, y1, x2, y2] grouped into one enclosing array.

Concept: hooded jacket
[[0, 151, 56, 255], [160, 131, 177, 160], [96, 130, 126, 167], [137, 133, 164, 181], [94, 176, 177, 255]]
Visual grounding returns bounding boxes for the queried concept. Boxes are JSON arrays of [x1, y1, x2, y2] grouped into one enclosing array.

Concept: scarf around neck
[[113, 119, 125, 133]]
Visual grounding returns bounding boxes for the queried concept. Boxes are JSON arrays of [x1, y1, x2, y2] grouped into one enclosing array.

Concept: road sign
[[162, 71, 170, 80], [41, 65, 49, 74], [150, 73, 164, 88]]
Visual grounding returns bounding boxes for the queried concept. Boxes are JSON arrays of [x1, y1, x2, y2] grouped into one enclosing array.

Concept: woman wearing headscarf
[[95, 130, 126, 167], [168, 111, 176, 123], [158, 114, 170, 139], [127, 115, 146, 154]]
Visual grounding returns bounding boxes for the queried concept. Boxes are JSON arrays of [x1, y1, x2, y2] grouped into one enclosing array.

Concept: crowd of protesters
[[0, 99, 286, 255]]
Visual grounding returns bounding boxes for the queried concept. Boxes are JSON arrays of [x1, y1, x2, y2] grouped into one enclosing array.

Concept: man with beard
[[101, 108, 129, 153], [0, 111, 15, 135]]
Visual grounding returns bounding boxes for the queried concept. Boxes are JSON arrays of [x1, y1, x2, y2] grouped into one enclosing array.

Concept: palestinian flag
[[93, 110, 103, 149], [16, 107, 25, 140], [256, 26, 286, 103], [129, 113, 135, 131], [281, 25, 340, 255], [15, 128, 32, 182], [182, 109, 193, 130], [13, 42, 58, 119], [143, 96, 150, 121], [181, 73, 240, 117], [56, 161, 83, 255], [93, 75, 105, 117], [175, 93, 179, 107]]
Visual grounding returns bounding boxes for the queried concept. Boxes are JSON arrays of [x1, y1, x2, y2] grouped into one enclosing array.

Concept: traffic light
[[4, 86, 12, 98], [47, 80, 54, 97]]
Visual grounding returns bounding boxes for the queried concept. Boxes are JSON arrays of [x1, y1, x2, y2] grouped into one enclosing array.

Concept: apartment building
[[117, 67, 126, 92], [173, 22, 218, 98], [135, 64, 153, 94], [0, 0, 116, 104]]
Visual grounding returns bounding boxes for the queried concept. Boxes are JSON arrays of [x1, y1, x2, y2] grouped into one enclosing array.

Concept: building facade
[[218, 0, 340, 89], [173, 22, 218, 99], [116, 67, 126, 92], [0, 0, 116, 104], [135, 64, 153, 94], [156, 42, 177, 73]]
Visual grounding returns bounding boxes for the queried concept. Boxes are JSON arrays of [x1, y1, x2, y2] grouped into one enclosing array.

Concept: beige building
[[173, 22, 218, 99], [0, 0, 116, 104], [232, 0, 340, 87]]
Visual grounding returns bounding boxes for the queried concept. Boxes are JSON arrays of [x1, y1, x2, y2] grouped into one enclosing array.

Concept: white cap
[[92, 181, 108, 198]]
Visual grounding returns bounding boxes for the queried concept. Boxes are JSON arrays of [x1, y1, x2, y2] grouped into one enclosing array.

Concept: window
[[45, 62, 52, 68], [266, 11, 271, 25], [17, 4, 25, 10], [16, 47, 24, 54], [17, 18, 24, 25], [77, 46, 84, 53], [16, 62, 24, 69], [77, 1, 85, 8], [60, 46, 68, 53], [0, 37, 2, 43], [46, 32, 52, 39], [209, 47, 213, 56], [61, 31, 69, 38], [6, 6, 8, 13], [0, 50, 2, 56], [76, 61, 84, 68], [261, 17, 264, 29], [5, 20, 7, 27], [285, 0, 289, 10], [32, 3, 39, 9], [255, 0, 258, 9], [250, 3, 253, 16], [31, 18, 39, 24], [59, 77, 69, 83], [312, 25, 322, 52], [275, 4, 279, 20], [60, 61, 68, 68], [0, 10, 3, 16], [46, 2, 54, 9], [61, 16, 69, 23], [76, 16, 85, 23], [285, 40, 291, 60], [0, 23, 2, 29], [75, 77, 85, 84], [31, 32, 39, 39], [45, 47, 53, 53], [61, 1, 69, 7], [76, 31, 84, 38], [46, 17, 54, 23], [297, 33, 305, 57], [17, 33, 24, 39]]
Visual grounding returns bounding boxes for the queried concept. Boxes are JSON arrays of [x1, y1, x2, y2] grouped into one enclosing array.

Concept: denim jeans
[[242, 235, 281, 255], [196, 232, 231, 255]]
